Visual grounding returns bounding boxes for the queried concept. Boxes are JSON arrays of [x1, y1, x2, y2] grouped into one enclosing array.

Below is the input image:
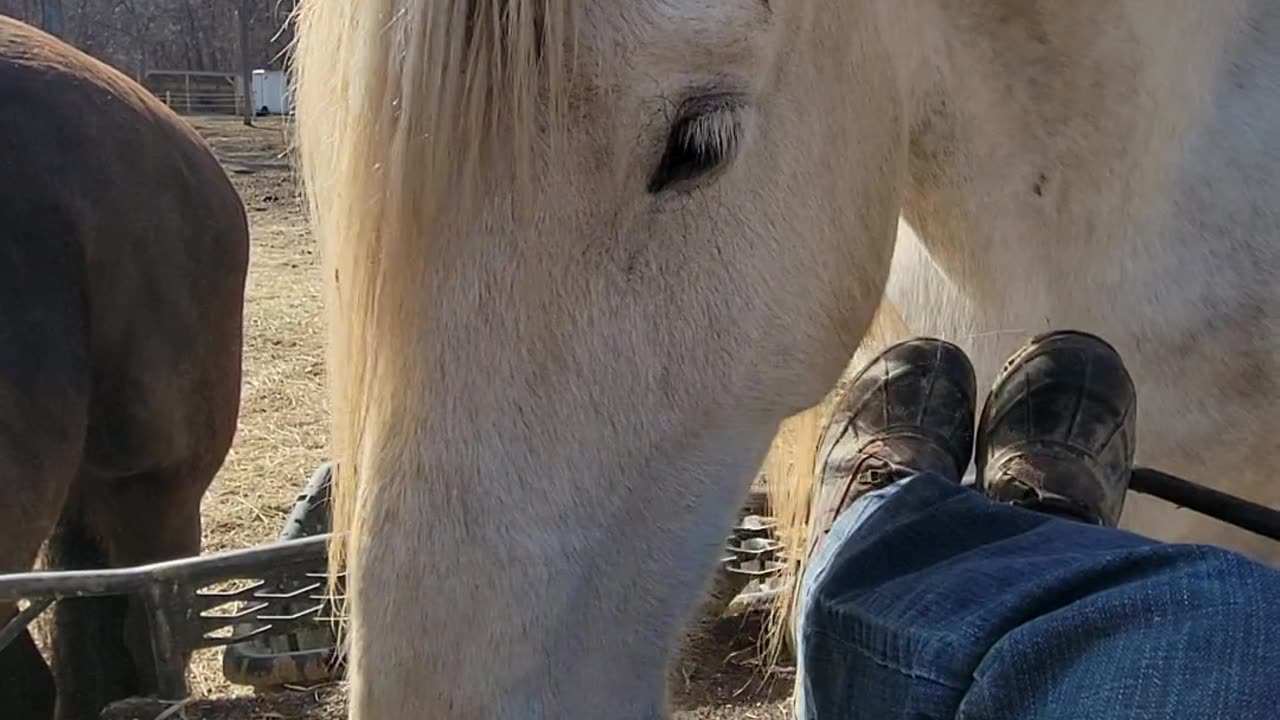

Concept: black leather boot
[[809, 338, 976, 559], [976, 330, 1137, 527]]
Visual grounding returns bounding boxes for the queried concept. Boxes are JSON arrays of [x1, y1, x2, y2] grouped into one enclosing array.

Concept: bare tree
[[113, 0, 158, 79], [4, 0, 294, 117], [41, 0, 65, 37], [237, 0, 252, 125]]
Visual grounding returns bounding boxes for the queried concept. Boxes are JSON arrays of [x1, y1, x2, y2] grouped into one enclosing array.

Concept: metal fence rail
[[158, 89, 241, 115], [0, 534, 332, 699]]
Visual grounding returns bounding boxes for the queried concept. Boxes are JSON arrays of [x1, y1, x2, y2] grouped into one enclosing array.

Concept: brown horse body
[[0, 17, 247, 720]]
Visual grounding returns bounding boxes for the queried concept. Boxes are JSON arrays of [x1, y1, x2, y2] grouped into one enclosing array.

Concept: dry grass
[[182, 116, 329, 697], [107, 616, 792, 720]]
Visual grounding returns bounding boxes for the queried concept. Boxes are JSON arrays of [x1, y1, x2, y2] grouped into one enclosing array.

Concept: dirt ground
[[105, 615, 790, 719], [128, 116, 791, 719]]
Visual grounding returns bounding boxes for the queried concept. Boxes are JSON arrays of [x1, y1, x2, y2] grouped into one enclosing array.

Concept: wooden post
[[184, 74, 191, 114]]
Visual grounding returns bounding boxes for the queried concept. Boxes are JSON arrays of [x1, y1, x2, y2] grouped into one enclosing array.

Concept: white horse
[[293, 0, 1279, 716]]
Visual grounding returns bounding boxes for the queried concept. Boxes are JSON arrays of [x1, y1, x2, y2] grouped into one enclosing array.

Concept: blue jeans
[[795, 472, 1280, 719]]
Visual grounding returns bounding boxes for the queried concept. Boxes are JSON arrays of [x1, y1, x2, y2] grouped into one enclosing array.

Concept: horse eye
[[647, 105, 740, 194]]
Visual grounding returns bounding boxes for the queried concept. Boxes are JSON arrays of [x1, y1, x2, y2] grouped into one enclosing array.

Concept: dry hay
[[181, 116, 329, 698], [104, 614, 791, 720]]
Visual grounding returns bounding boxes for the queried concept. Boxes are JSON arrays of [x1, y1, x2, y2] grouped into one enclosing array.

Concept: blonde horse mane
[[292, 0, 575, 616]]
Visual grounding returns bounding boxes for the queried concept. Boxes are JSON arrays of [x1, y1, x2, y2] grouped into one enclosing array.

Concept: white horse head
[[293, 0, 1278, 716]]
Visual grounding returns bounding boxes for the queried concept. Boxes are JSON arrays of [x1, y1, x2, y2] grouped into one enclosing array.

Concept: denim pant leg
[[796, 472, 1280, 720]]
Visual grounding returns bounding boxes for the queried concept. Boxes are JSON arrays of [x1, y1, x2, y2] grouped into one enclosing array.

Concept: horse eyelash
[[647, 99, 744, 194]]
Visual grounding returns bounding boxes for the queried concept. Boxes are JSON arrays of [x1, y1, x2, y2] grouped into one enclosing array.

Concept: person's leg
[[796, 331, 1280, 720], [798, 472, 1280, 720], [795, 335, 979, 719]]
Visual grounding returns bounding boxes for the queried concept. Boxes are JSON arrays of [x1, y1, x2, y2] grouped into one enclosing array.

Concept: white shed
[[251, 69, 292, 115]]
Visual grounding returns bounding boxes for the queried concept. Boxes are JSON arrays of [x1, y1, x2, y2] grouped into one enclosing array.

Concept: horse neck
[[891, 0, 1250, 314]]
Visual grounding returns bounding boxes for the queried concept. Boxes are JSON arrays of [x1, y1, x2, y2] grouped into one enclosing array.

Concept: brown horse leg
[[0, 628, 56, 720], [51, 465, 208, 719], [0, 516, 65, 720], [0, 176, 98, 719], [0, 441, 79, 720], [45, 490, 135, 720]]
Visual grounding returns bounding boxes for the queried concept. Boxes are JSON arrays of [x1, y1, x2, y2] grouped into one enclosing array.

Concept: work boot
[[808, 338, 976, 559], [976, 330, 1137, 527]]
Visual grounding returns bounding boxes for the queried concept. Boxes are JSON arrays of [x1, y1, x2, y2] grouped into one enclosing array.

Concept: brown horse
[[0, 17, 248, 720]]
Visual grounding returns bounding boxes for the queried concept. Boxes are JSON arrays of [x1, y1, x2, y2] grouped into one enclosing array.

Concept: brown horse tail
[[42, 498, 139, 718]]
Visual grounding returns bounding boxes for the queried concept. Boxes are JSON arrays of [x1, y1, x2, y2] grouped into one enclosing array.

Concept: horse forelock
[[292, 0, 577, 619]]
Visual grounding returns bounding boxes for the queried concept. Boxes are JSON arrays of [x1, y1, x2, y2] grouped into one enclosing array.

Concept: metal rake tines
[[723, 514, 786, 577], [194, 568, 339, 648], [195, 576, 325, 614], [200, 603, 332, 646], [712, 513, 790, 614], [196, 596, 336, 648]]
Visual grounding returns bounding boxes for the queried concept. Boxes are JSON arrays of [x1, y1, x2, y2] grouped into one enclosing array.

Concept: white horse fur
[[293, 0, 1278, 717]]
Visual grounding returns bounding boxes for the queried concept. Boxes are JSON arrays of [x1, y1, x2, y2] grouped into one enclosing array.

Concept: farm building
[[251, 69, 292, 115]]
